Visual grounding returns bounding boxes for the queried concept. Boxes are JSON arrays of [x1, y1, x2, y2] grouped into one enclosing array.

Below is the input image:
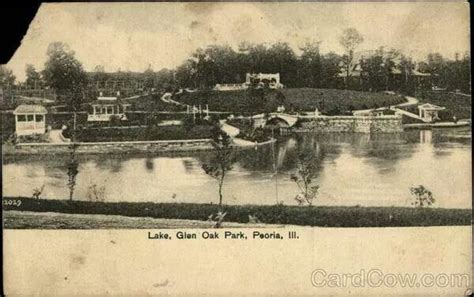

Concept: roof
[[98, 96, 118, 101], [89, 100, 131, 106], [418, 103, 445, 110], [13, 104, 48, 115]]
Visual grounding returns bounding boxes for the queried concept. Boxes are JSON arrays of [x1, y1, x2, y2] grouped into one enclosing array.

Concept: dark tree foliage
[[42, 42, 88, 109], [25, 64, 42, 89]]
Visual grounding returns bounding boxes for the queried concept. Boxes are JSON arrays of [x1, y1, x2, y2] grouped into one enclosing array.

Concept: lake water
[[3, 128, 472, 209]]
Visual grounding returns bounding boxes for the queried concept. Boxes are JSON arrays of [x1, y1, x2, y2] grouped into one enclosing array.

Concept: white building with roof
[[88, 94, 131, 122], [245, 73, 283, 89], [417, 103, 445, 122], [13, 104, 48, 136]]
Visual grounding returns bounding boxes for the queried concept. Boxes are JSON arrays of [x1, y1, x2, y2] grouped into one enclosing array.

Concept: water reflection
[[2, 128, 471, 209]]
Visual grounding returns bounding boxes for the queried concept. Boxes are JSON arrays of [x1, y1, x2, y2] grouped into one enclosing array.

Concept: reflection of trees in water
[[350, 133, 410, 159], [236, 134, 342, 179], [145, 158, 154, 172], [404, 128, 471, 146], [281, 134, 341, 179], [234, 145, 275, 172], [181, 158, 197, 173], [93, 156, 124, 173], [347, 133, 415, 174]]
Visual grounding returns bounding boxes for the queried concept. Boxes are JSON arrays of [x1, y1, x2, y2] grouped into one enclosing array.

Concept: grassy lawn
[[74, 124, 213, 142], [4, 211, 278, 229], [174, 88, 405, 114], [3, 197, 470, 228], [125, 93, 186, 112]]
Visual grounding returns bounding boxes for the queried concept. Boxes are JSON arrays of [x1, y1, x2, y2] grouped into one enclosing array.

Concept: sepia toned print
[[2, 2, 471, 296]]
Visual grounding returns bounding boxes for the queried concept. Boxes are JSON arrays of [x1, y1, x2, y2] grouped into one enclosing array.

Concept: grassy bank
[[68, 124, 213, 142], [174, 88, 405, 114], [3, 197, 470, 228], [4, 211, 278, 229]]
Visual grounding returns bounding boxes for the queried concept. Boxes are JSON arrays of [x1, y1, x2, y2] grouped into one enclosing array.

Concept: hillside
[[174, 88, 406, 114]]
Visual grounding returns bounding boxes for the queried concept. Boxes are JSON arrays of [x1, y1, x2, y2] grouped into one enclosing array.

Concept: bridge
[[252, 113, 299, 128]]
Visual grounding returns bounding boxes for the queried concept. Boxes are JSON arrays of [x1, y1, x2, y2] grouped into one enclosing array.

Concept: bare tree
[[202, 125, 235, 227], [339, 28, 364, 88], [291, 152, 319, 206], [67, 143, 79, 201]]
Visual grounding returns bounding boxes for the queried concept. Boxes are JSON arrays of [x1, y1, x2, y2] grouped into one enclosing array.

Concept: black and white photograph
[[1, 2, 471, 296]]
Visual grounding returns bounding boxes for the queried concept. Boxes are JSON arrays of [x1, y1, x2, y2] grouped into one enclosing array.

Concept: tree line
[[0, 28, 471, 108]]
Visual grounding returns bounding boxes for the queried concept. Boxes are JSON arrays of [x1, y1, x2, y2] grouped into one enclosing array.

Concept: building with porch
[[245, 73, 283, 89], [13, 104, 48, 136], [87, 95, 131, 121], [417, 103, 445, 123]]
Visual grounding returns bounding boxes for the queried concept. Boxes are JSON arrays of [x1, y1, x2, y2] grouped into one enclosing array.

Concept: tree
[[321, 52, 343, 89], [360, 48, 385, 91], [425, 53, 447, 88], [202, 125, 235, 214], [291, 151, 319, 206], [382, 48, 400, 91], [268, 42, 298, 87], [339, 28, 364, 88], [175, 60, 196, 89], [143, 64, 155, 90], [66, 143, 79, 201], [298, 40, 323, 88], [25, 64, 42, 89], [444, 52, 471, 92], [410, 185, 435, 208], [0, 66, 16, 88], [42, 42, 87, 109]]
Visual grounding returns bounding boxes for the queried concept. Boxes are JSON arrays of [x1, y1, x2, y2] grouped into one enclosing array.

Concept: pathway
[[161, 92, 185, 106], [397, 95, 419, 107], [220, 120, 240, 137], [353, 95, 419, 115], [48, 129, 70, 143]]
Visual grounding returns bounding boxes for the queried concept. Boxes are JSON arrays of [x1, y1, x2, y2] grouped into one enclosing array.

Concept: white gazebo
[[13, 104, 48, 136], [418, 103, 445, 123]]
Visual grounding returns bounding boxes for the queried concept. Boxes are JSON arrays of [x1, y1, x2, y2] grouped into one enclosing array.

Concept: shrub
[[410, 185, 435, 208], [17, 133, 50, 143], [32, 185, 45, 200], [87, 183, 106, 202]]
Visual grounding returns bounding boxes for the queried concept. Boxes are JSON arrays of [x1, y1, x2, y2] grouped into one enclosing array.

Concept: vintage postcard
[[1, 2, 471, 296]]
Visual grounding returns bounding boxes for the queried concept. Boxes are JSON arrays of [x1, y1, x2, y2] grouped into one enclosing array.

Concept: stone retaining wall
[[9, 139, 214, 155], [295, 115, 403, 133], [6, 137, 275, 155]]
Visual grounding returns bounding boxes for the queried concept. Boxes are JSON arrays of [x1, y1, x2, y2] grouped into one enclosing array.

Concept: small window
[[107, 106, 113, 114], [27, 115, 34, 122], [36, 115, 44, 122], [17, 115, 26, 122]]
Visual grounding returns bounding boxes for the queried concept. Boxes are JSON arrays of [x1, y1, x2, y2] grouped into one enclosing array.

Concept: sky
[[6, 2, 470, 82]]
